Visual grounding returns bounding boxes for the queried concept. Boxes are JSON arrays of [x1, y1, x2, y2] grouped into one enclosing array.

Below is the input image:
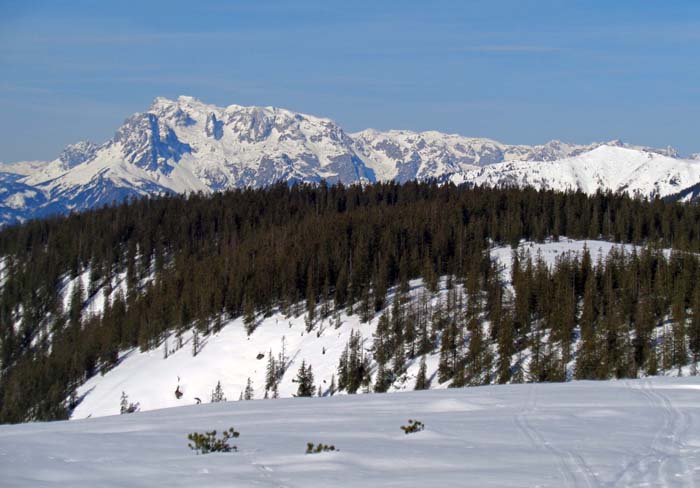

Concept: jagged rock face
[[58, 141, 99, 168], [113, 112, 192, 174], [0, 96, 697, 226], [205, 113, 224, 140], [350, 130, 598, 182]]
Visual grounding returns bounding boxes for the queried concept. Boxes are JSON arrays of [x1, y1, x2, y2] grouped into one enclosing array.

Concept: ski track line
[[617, 380, 694, 488], [613, 380, 670, 486], [647, 381, 694, 488], [244, 448, 291, 488], [613, 380, 665, 487], [514, 383, 598, 488]]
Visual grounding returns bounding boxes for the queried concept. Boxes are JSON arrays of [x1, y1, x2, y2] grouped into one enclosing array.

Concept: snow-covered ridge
[[1, 95, 699, 226], [455, 145, 700, 199]]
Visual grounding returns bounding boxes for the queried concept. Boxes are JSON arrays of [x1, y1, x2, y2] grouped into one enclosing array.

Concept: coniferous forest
[[2, 181, 700, 423]]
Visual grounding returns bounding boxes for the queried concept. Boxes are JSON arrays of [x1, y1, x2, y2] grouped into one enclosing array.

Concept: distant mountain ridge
[[1, 95, 699, 225]]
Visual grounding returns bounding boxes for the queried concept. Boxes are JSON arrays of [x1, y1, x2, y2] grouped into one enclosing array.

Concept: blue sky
[[1, 0, 699, 161]]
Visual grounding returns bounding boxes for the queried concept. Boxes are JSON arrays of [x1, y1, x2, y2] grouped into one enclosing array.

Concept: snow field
[[3, 378, 700, 487]]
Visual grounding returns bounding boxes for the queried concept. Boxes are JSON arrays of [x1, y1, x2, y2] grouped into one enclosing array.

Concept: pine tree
[[414, 355, 429, 390], [210, 381, 226, 403], [373, 362, 392, 393], [423, 256, 438, 294], [120, 391, 129, 414], [496, 312, 514, 384], [329, 374, 336, 396], [392, 334, 407, 380], [671, 282, 688, 369], [243, 296, 256, 335], [119, 391, 138, 414], [213, 314, 223, 334], [295, 360, 315, 397], [265, 349, 278, 392], [305, 266, 316, 330], [574, 272, 599, 379], [192, 329, 200, 357], [68, 277, 85, 327], [373, 313, 391, 370], [689, 285, 700, 371], [278, 336, 288, 375], [244, 377, 254, 400]]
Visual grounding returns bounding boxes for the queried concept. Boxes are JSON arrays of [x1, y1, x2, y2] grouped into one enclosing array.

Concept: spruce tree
[[244, 377, 254, 400], [329, 374, 336, 396], [671, 282, 688, 369], [373, 362, 391, 393], [120, 391, 129, 415], [192, 329, 200, 357], [414, 355, 429, 390], [575, 273, 599, 379], [295, 360, 315, 397], [243, 296, 256, 335], [211, 381, 226, 403], [265, 350, 278, 392], [689, 286, 700, 370]]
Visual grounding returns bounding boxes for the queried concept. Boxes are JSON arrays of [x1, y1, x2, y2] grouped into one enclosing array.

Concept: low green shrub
[[306, 442, 337, 454], [400, 419, 425, 434], [187, 427, 240, 454]]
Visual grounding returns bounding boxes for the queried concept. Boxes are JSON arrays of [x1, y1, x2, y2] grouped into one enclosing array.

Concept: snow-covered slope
[[2, 96, 698, 226], [71, 278, 440, 420], [456, 145, 700, 199], [70, 239, 662, 420], [2, 377, 700, 487], [351, 131, 685, 183], [351, 130, 601, 182]]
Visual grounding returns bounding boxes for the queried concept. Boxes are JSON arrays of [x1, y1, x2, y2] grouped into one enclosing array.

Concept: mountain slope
[[1, 96, 699, 226], [70, 238, 671, 420], [455, 145, 700, 198], [351, 129, 604, 182]]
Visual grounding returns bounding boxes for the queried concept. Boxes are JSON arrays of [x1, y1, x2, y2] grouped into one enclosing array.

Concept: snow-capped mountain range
[[1, 95, 699, 225]]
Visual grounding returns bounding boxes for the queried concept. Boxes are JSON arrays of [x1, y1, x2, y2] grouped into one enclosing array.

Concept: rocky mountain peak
[[1, 96, 697, 226], [58, 141, 99, 168]]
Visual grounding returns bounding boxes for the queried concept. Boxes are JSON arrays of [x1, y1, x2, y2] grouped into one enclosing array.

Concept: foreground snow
[[3, 378, 700, 487]]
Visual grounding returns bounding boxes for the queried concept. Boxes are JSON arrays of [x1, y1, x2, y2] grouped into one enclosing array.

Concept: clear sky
[[1, 0, 699, 162]]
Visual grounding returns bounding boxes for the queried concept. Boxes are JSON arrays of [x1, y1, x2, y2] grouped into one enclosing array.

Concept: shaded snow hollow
[[2, 378, 700, 487]]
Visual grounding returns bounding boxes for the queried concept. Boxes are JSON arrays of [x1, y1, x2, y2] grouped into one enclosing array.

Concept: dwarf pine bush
[[400, 419, 425, 434], [187, 427, 240, 454], [306, 442, 337, 454]]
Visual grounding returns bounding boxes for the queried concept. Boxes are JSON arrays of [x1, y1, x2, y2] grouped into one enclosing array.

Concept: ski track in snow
[[514, 384, 598, 488], [617, 380, 695, 488]]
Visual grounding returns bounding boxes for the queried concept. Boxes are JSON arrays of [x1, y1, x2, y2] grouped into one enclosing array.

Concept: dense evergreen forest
[[2, 181, 700, 423]]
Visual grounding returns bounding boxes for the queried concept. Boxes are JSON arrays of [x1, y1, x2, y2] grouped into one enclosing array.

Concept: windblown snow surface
[[1, 378, 700, 487]]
